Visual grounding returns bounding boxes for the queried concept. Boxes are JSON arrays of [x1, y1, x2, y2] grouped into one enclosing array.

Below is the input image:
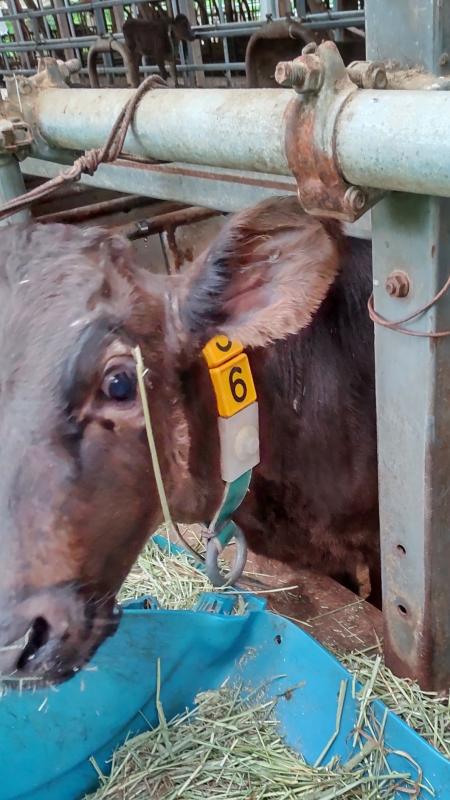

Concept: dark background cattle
[[123, 11, 196, 86]]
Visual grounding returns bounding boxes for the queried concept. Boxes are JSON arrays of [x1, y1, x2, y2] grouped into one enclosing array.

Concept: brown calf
[[123, 13, 195, 87], [0, 196, 377, 684]]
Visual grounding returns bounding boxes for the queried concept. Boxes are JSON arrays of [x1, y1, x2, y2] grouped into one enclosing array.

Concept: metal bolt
[[369, 64, 388, 90], [385, 271, 410, 298], [439, 52, 449, 66], [344, 186, 367, 214], [275, 59, 307, 89]]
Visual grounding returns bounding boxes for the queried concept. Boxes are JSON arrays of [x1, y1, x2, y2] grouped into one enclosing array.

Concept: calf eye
[[102, 370, 137, 402]]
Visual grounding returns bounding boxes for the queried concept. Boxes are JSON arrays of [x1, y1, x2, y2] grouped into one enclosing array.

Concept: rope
[[368, 275, 450, 338], [133, 344, 215, 565], [0, 74, 167, 223], [133, 345, 176, 554], [133, 345, 268, 590]]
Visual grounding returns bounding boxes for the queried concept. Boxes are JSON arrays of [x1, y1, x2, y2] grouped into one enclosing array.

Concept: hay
[[80, 543, 440, 798], [119, 535, 216, 611], [120, 538, 450, 763], [119, 534, 250, 615], [343, 648, 450, 760], [87, 676, 421, 800]]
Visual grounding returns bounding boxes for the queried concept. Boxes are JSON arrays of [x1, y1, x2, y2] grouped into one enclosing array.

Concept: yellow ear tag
[[203, 336, 257, 419], [202, 335, 243, 368]]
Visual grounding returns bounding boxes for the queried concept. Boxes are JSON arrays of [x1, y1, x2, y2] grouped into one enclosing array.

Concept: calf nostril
[[16, 617, 50, 670]]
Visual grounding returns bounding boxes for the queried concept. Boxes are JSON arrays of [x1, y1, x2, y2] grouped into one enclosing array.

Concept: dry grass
[[82, 544, 445, 799], [119, 534, 248, 614], [119, 536, 214, 610], [342, 649, 450, 759], [87, 676, 423, 800]]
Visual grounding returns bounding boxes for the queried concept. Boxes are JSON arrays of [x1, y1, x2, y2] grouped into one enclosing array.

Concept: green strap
[[209, 469, 252, 551]]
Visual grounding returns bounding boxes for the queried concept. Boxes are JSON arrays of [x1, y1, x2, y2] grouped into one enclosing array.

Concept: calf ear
[[180, 196, 341, 348]]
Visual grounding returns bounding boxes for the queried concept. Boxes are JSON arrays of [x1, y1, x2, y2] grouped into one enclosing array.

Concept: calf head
[[0, 197, 340, 683], [170, 13, 196, 42]]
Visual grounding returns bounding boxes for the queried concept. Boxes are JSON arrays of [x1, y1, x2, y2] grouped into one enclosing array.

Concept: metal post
[[6, 0, 31, 71], [295, 0, 307, 15], [0, 155, 29, 226], [176, 0, 205, 87], [62, 0, 82, 64], [91, 1, 113, 85], [217, 0, 232, 87], [366, 0, 450, 690], [52, 0, 75, 60], [111, 1, 124, 33]]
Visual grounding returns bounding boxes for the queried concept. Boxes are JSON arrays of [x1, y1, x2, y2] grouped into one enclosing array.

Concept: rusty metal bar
[[20, 156, 372, 240], [113, 205, 223, 240], [87, 37, 132, 88], [21, 156, 298, 213], [35, 193, 157, 224]]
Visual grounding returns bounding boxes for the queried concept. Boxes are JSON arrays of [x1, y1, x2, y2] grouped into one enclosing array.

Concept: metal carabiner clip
[[204, 522, 248, 587]]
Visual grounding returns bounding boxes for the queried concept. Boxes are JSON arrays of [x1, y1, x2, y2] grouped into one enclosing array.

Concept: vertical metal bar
[[366, 0, 450, 690], [62, 0, 82, 63], [91, 1, 113, 84], [6, 0, 31, 70], [36, 0, 52, 43], [111, 1, 124, 35], [52, 0, 76, 60], [0, 155, 29, 226], [217, 0, 231, 86], [176, 0, 203, 86]]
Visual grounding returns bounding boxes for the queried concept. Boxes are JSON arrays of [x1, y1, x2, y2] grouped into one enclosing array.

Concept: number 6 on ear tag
[[209, 352, 257, 418]]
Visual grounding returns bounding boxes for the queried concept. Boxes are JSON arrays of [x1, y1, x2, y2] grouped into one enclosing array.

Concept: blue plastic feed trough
[[0, 567, 449, 799]]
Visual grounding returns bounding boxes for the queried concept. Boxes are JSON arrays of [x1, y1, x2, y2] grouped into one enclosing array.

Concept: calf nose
[[0, 586, 85, 678]]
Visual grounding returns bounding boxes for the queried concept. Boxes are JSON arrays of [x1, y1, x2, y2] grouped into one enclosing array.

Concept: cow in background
[[123, 12, 195, 86]]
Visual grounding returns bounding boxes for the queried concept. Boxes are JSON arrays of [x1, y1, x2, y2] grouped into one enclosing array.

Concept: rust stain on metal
[[165, 226, 191, 273], [112, 204, 223, 242], [87, 36, 133, 88], [385, 270, 410, 298], [36, 193, 154, 224], [115, 158, 297, 193], [284, 93, 358, 220]]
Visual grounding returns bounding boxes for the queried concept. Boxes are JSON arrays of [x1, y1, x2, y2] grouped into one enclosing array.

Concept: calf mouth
[[0, 605, 122, 688]]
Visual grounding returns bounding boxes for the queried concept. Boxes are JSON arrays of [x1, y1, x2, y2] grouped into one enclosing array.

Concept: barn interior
[[1, 0, 450, 798]]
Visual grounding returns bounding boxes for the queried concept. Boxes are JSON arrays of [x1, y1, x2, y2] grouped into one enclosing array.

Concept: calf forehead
[[0, 224, 130, 406]]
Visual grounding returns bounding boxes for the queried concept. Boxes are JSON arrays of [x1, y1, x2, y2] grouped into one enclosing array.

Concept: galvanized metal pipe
[[0, 63, 247, 77], [0, 15, 363, 52], [0, 156, 30, 226], [0, 2, 364, 25], [29, 86, 450, 198], [32, 88, 293, 175], [336, 90, 450, 197]]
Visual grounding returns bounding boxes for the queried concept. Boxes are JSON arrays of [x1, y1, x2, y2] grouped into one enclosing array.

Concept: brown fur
[[0, 196, 377, 682], [123, 13, 195, 86]]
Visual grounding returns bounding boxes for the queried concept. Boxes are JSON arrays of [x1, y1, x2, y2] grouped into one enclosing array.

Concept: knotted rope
[[0, 74, 166, 222]]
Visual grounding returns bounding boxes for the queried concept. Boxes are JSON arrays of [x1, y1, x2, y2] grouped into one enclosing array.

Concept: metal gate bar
[[367, 0, 450, 690], [25, 85, 450, 196]]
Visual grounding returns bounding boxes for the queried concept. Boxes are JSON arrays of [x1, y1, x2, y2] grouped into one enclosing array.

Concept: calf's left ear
[[180, 197, 341, 349]]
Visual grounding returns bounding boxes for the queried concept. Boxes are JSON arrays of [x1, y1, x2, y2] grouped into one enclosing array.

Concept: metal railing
[[0, 2, 365, 83]]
